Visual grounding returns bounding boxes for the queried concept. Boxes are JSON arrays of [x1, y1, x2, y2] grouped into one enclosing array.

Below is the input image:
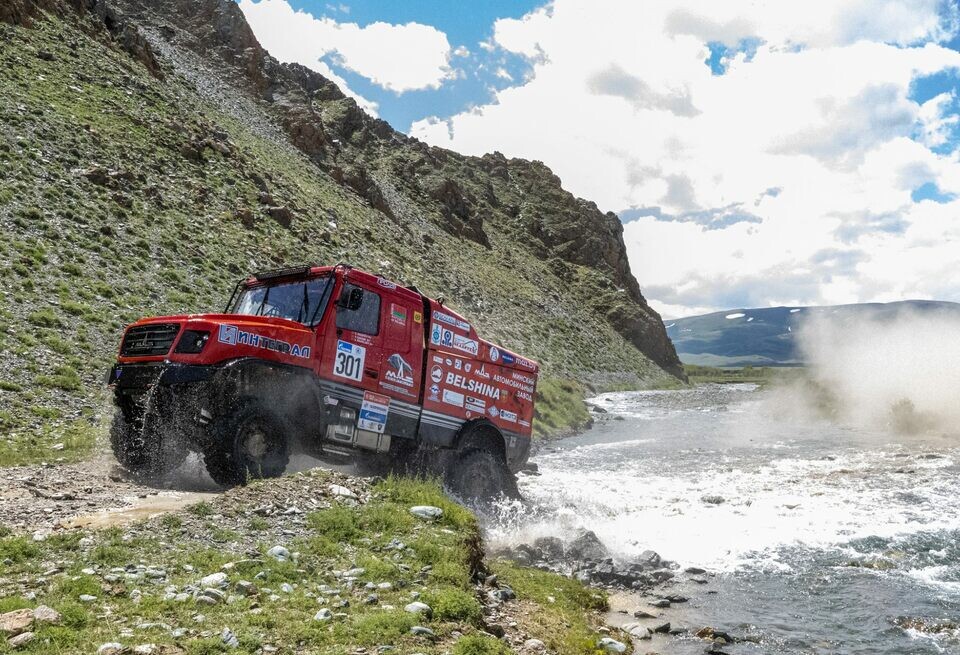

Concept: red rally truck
[[108, 264, 538, 499]]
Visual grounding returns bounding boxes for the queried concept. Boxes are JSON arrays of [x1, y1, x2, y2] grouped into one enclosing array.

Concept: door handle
[[364, 368, 378, 379]]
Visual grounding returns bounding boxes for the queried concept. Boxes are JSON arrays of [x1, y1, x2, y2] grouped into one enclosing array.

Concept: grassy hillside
[[0, 470, 614, 654], [0, 9, 678, 463]]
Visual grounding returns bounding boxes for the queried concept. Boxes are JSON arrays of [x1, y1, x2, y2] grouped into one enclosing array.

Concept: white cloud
[[238, 0, 455, 104], [410, 0, 960, 317]]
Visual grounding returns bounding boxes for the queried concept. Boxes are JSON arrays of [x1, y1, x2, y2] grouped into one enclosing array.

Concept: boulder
[[0, 609, 33, 637], [8, 631, 34, 649], [409, 506, 443, 520], [32, 606, 61, 625], [566, 530, 608, 562], [404, 602, 432, 618]]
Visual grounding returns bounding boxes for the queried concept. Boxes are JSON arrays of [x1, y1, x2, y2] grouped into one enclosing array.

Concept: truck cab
[[109, 264, 537, 500]]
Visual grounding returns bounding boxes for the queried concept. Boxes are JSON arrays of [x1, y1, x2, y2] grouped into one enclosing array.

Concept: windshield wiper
[[256, 285, 271, 317], [296, 283, 309, 324]]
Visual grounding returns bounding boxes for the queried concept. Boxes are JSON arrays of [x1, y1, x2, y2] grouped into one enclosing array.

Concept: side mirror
[[339, 286, 364, 311]]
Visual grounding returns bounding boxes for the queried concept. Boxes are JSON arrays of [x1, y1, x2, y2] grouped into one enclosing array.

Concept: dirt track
[[0, 454, 224, 534]]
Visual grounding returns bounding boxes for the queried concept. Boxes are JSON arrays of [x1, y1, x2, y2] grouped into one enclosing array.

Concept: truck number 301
[[334, 347, 364, 381]]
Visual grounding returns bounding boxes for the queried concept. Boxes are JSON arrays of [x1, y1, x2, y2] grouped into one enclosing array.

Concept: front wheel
[[204, 400, 290, 487], [444, 448, 519, 506]]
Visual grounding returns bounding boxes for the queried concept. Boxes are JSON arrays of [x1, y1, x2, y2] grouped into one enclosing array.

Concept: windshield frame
[[227, 275, 333, 327]]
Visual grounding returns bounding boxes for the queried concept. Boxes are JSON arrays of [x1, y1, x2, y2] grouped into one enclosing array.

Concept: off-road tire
[[110, 411, 164, 476], [444, 447, 520, 506], [204, 400, 290, 487]]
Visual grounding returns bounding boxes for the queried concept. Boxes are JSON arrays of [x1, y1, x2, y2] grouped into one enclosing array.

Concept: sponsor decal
[[500, 409, 518, 423], [389, 303, 407, 326], [501, 351, 516, 365], [519, 419, 531, 428], [515, 356, 537, 371], [433, 355, 444, 364], [358, 390, 390, 434], [489, 346, 500, 362], [476, 364, 490, 379], [431, 366, 443, 383], [333, 340, 365, 381], [453, 334, 479, 355], [431, 324, 455, 348], [218, 324, 310, 359], [377, 277, 397, 290], [432, 310, 470, 332], [413, 311, 423, 324], [442, 388, 464, 407], [465, 396, 486, 413], [465, 363, 472, 373], [445, 358, 453, 366], [428, 384, 440, 401], [454, 359, 462, 370], [487, 405, 500, 418], [494, 373, 535, 394], [385, 353, 414, 387], [444, 372, 501, 400]]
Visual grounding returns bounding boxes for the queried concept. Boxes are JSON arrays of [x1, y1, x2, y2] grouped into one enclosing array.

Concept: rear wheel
[[444, 447, 519, 506], [204, 400, 290, 487]]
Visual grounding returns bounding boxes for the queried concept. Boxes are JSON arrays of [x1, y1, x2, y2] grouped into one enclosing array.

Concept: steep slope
[[0, 1, 680, 460], [668, 300, 960, 367]]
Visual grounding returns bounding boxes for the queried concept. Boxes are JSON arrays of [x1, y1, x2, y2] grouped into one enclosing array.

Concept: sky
[[238, 0, 960, 318]]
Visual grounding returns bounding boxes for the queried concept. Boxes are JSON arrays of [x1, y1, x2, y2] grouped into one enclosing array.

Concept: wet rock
[[533, 536, 564, 560], [685, 567, 706, 575], [665, 594, 688, 603], [404, 602, 432, 618], [652, 622, 671, 633], [651, 599, 670, 608], [0, 609, 33, 636], [566, 529, 608, 561], [634, 609, 657, 619], [409, 506, 443, 520], [598, 637, 627, 653]]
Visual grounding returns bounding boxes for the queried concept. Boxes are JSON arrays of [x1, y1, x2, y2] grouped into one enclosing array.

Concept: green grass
[[533, 377, 593, 439], [0, 473, 609, 653], [0, 422, 97, 467], [683, 364, 797, 385]]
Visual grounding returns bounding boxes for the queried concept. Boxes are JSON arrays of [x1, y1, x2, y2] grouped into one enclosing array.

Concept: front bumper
[[108, 362, 217, 389]]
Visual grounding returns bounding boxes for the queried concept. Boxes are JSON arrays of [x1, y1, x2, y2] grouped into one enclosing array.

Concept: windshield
[[229, 276, 332, 326]]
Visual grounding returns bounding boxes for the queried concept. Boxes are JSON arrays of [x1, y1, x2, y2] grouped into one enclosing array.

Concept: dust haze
[[780, 308, 960, 434]]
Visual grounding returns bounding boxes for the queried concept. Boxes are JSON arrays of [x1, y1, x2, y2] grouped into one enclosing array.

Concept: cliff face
[[0, 0, 681, 444], [112, 0, 682, 377]]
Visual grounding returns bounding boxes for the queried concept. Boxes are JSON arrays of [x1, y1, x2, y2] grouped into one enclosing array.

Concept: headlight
[[174, 330, 210, 354]]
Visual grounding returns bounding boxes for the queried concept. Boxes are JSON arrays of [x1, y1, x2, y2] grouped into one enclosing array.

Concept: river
[[488, 384, 960, 654]]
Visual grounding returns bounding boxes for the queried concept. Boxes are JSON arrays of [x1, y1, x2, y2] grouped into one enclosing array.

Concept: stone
[[566, 530, 608, 561], [133, 646, 157, 655], [685, 567, 706, 575], [701, 495, 725, 505], [665, 594, 688, 603], [280, 583, 294, 594], [522, 638, 547, 652], [328, 484, 356, 499], [651, 598, 671, 608], [637, 550, 662, 567], [266, 206, 293, 227], [404, 602, 432, 618], [79, 594, 98, 603], [314, 609, 333, 621], [633, 609, 657, 619], [8, 631, 34, 648], [0, 609, 33, 636], [97, 644, 124, 655], [409, 506, 443, 520], [221, 627, 239, 648], [200, 572, 228, 588], [598, 637, 627, 653], [652, 622, 671, 633], [236, 580, 258, 596], [410, 626, 435, 638], [533, 536, 564, 560], [266, 546, 290, 562], [32, 605, 61, 625]]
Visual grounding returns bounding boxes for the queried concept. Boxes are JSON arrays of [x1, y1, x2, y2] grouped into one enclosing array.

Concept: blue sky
[[279, 0, 544, 131], [240, 1, 960, 317]]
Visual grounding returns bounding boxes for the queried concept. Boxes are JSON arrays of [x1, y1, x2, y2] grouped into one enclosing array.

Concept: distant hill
[[667, 300, 960, 367]]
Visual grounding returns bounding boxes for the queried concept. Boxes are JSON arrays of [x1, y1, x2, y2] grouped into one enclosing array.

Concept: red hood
[[117, 313, 316, 366]]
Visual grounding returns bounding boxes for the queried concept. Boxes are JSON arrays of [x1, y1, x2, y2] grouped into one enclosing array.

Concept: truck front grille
[[120, 324, 180, 357]]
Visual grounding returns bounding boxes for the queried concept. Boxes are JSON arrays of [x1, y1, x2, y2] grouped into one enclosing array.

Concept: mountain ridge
[[668, 300, 960, 367]]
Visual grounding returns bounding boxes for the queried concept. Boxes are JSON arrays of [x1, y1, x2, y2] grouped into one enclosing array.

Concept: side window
[[336, 284, 381, 335]]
